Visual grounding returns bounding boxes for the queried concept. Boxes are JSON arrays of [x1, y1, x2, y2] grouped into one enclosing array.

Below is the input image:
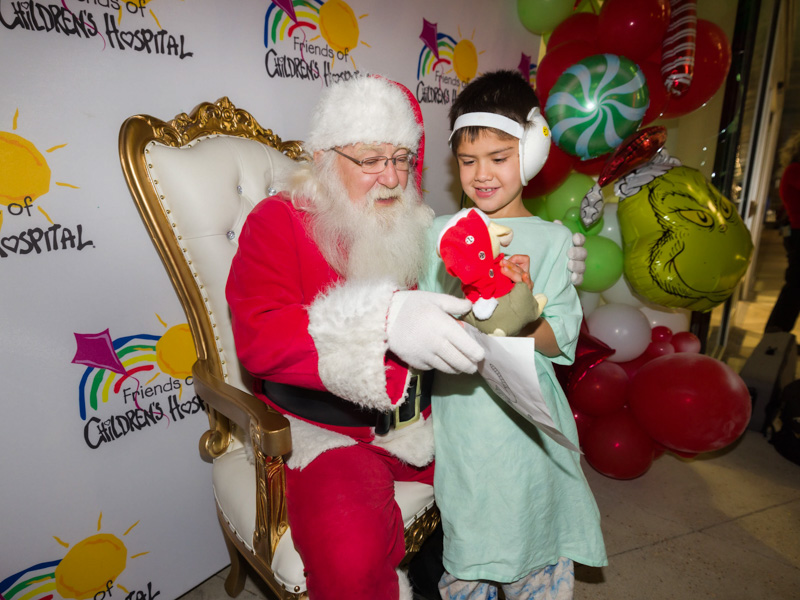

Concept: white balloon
[[586, 302, 652, 363], [598, 203, 622, 246], [639, 305, 691, 333], [600, 273, 645, 307], [579, 290, 602, 316]]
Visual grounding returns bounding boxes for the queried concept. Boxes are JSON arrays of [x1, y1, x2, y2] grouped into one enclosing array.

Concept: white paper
[[464, 324, 582, 454]]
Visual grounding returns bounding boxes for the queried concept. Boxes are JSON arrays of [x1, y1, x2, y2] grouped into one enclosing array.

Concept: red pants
[[285, 442, 435, 600]]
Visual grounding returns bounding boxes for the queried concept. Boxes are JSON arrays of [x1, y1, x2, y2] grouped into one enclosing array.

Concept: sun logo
[[0, 109, 79, 230], [72, 316, 197, 420], [265, 0, 369, 68], [0, 514, 148, 600], [115, 0, 172, 29], [418, 19, 482, 84]]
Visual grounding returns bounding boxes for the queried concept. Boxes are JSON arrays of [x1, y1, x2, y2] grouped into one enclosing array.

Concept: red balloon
[[653, 441, 667, 458], [583, 408, 655, 479], [597, 0, 671, 62], [639, 61, 670, 125], [572, 409, 595, 445], [554, 318, 614, 394], [597, 126, 668, 186], [645, 340, 675, 358], [535, 40, 597, 105], [548, 13, 599, 50], [616, 353, 652, 379], [672, 331, 701, 353], [651, 326, 673, 342], [660, 19, 731, 119], [522, 144, 577, 199], [628, 354, 751, 453], [569, 361, 630, 417], [573, 153, 608, 177]]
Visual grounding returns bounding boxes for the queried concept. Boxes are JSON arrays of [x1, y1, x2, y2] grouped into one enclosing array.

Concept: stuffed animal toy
[[437, 208, 547, 336]]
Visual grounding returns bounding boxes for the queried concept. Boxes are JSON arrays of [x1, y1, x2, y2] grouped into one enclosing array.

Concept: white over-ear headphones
[[449, 107, 551, 186]]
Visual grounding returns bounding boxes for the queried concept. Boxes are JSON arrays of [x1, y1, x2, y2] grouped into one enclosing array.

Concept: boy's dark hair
[[448, 70, 539, 153]]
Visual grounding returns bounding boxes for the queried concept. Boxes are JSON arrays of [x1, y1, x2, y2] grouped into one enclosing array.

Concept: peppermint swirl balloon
[[545, 54, 649, 160]]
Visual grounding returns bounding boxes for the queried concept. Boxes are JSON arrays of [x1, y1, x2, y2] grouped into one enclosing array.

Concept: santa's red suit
[[226, 76, 435, 600]]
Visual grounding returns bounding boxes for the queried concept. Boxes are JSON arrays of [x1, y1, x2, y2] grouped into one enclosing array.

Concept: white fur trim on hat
[[305, 76, 423, 153]]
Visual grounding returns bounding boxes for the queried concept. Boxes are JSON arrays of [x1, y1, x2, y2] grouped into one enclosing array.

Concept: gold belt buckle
[[393, 373, 422, 430]]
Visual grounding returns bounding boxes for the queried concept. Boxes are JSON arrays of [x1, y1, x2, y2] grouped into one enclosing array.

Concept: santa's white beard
[[296, 153, 434, 289]]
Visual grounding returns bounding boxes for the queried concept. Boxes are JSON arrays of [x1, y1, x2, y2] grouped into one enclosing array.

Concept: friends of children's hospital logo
[[0, 109, 93, 259], [415, 18, 482, 106], [416, 19, 539, 105], [72, 316, 202, 450], [0, 0, 193, 59], [263, 0, 369, 86], [0, 513, 159, 600]]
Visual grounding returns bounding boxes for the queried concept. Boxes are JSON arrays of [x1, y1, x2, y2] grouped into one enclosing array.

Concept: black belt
[[262, 372, 432, 435]]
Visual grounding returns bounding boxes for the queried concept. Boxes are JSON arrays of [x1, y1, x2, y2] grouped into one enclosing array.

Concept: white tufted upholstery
[[146, 135, 300, 392], [142, 133, 435, 596]]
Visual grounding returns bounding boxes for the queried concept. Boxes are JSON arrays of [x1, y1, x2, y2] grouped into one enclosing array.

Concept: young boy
[[418, 70, 607, 599]]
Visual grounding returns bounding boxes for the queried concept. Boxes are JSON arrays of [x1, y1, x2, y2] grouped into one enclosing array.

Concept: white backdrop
[[0, 1, 542, 598]]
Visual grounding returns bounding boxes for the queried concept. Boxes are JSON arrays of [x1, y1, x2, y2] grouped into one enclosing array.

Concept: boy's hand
[[501, 254, 533, 291]]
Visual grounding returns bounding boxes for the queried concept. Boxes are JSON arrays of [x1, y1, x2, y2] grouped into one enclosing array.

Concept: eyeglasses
[[332, 148, 417, 174]]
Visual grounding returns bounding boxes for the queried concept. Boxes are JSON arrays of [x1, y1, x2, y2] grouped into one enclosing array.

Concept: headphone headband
[[449, 112, 524, 145]]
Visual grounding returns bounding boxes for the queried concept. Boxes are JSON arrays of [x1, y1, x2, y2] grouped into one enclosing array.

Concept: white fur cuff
[[308, 279, 396, 411], [372, 417, 434, 467], [283, 415, 356, 471]]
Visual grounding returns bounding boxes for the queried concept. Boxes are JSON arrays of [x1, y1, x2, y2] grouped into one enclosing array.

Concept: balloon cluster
[[562, 316, 751, 480], [517, 0, 732, 191], [517, 0, 750, 479]]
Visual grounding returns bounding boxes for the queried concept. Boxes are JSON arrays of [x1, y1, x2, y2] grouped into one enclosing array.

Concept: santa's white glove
[[567, 232, 587, 286], [387, 290, 485, 374]]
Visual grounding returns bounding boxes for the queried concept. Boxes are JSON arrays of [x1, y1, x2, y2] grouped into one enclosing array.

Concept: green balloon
[[578, 235, 624, 293], [562, 206, 604, 236], [545, 172, 595, 222], [524, 195, 551, 220], [517, 0, 575, 35], [545, 54, 649, 160]]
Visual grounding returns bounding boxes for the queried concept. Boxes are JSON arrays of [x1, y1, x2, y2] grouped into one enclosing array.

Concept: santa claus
[[226, 76, 485, 600]]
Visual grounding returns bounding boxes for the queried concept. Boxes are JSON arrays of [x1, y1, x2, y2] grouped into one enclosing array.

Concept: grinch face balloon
[[618, 165, 753, 312]]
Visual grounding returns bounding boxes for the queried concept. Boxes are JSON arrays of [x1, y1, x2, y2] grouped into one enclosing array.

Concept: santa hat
[[305, 76, 424, 156]]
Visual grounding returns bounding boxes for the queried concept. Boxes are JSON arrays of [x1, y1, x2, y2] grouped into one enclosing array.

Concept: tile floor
[[180, 227, 800, 600]]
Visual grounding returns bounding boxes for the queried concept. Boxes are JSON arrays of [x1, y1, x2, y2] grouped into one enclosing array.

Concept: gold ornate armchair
[[118, 98, 439, 599]]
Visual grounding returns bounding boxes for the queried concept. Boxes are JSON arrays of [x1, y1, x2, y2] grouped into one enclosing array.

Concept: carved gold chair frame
[[118, 97, 439, 600]]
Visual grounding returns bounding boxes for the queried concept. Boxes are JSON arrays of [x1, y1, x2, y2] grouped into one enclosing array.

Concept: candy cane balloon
[[660, 0, 697, 96]]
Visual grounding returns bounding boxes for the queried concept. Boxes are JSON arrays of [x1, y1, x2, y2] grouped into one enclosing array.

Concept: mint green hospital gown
[[419, 215, 607, 583]]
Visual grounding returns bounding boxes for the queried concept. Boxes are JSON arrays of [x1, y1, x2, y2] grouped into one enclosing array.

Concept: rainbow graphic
[[416, 32, 458, 80], [1, 561, 60, 600], [264, 0, 325, 48], [75, 333, 161, 421]]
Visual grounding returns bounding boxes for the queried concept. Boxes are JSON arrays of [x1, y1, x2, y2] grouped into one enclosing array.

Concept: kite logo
[[71, 320, 203, 450], [415, 18, 481, 106], [263, 0, 369, 86], [0, 513, 157, 600], [518, 52, 537, 87]]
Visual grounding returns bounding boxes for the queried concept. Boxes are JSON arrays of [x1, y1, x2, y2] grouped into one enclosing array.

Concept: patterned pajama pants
[[438, 557, 574, 600]]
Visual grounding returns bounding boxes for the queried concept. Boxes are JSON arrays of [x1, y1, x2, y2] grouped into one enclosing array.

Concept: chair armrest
[[193, 358, 292, 459]]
